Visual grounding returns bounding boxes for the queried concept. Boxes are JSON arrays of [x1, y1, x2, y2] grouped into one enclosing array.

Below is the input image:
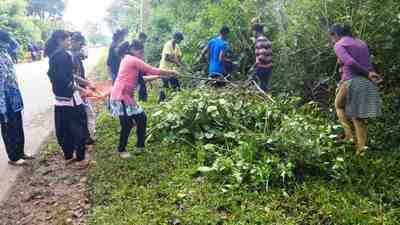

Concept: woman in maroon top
[[330, 24, 383, 156]]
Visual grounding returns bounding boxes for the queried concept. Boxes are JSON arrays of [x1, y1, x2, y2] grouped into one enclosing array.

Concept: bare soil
[[0, 138, 92, 225]]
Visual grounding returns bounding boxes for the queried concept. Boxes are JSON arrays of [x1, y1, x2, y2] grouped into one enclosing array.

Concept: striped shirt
[[255, 36, 272, 69]]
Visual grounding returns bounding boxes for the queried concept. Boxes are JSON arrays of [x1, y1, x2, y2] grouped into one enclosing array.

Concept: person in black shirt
[[45, 30, 94, 169], [107, 29, 128, 83]]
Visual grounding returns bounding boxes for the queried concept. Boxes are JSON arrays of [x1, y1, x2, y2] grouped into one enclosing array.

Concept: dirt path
[[0, 138, 91, 225]]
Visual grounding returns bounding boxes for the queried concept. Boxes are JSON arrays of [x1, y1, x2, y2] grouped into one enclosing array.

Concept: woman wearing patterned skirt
[[330, 24, 383, 156], [110, 40, 179, 159]]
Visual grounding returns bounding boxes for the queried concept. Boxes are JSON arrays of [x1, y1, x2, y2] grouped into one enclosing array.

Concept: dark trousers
[[1, 111, 25, 162], [118, 103, 147, 152], [138, 72, 148, 102], [55, 105, 88, 161], [255, 67, 272, 93], [209, 73, 227, 88], [159, 77, 181, 102]]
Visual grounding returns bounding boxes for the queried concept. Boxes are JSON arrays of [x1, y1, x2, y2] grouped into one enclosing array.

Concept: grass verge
[[87, 96, 400, 225]]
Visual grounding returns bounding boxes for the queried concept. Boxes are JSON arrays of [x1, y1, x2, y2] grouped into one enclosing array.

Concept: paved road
[[0, 48, 104, 202]]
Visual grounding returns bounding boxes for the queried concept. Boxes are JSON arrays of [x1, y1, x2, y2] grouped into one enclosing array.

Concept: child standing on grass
[[45, 30, 95, 168], [110, 40, 179, 159]]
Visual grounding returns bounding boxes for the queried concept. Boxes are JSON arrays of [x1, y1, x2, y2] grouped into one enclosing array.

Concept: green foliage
[[87, 94, 400, 224], [27, 0, 65, 20], [0, 0, 66, 54], [148, 87, 351, 190], [86, 56, 400, 224], [0, 0, 41, 47], [281, 0, 400, 91], [368, 88, 400, 150]]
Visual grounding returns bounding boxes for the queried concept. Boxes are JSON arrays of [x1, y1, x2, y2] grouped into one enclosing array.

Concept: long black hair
[[117, 40, 144, 58], [112, 29, 128, 43], [329, 24, 353, 37], [173, 32, 184, 42], [44, 30, 70, 57], [130, 39, 144, 51], [71, 32, 86, 45], [252, 23, 264, 33], [117, 41, 131, 58]]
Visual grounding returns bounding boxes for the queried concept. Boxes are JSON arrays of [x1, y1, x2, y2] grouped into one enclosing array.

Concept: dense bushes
[[104, 0, 400, 151], [0, 0, 65, 54], [148, 87, 353, 190], [88, 86, 400, 224], [109, 0, 400, 92]]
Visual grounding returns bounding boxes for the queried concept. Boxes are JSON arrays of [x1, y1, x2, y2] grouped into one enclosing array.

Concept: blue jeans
[[255, 67, 272, 92]]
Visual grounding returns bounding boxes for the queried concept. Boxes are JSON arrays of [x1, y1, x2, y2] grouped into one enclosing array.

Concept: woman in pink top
[[330, 24, 383, 156], [110, 40, 179, 159]]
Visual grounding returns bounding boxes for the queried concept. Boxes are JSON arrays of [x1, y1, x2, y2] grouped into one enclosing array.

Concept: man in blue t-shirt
[[201, 26, 231, 79]]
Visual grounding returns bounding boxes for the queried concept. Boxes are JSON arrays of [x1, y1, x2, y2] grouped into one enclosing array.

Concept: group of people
[[102, 22, 276, 158], [0, 20, 383, 167], [44, 30, 96, 168], [94, 21, 385, 158], [0, 29, 96, 167]]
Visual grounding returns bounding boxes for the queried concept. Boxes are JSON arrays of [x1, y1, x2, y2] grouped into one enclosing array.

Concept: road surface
[[0, 48, 105, 202]]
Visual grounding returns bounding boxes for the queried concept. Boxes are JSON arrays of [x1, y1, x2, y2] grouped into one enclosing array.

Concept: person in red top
[[252, 23, 273, 93], [110, 40, 179, 159]]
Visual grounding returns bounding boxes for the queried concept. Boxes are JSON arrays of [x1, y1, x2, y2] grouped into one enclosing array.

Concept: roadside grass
[[86, 55, 400, 224], [86, 93, 400, 224]]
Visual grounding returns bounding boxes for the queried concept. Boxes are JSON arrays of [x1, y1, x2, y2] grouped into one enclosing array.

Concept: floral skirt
[[109, 100, 143, 117]]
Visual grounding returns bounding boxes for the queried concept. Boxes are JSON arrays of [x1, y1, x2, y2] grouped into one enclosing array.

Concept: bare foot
[[356, 147, 366, 157], [336, 133, 354, 143]]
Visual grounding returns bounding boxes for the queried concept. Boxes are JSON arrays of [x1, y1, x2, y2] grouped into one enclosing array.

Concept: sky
[[63, 0, 114, 31]]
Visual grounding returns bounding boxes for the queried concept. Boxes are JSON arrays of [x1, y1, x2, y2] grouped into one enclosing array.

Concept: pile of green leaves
[[149, 87, 349, 190]]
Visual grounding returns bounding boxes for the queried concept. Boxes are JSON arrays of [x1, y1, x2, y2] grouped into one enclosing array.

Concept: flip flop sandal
[[8, 159, 28, 166]]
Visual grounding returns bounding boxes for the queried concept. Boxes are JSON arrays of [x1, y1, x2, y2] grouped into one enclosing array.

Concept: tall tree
[[27, 0, 65, 20]]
